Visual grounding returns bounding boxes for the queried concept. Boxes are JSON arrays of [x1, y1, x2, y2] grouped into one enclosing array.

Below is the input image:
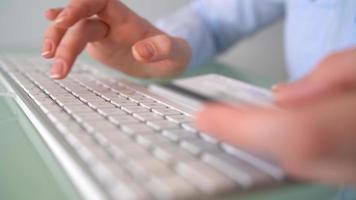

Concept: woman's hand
[[274, 47, 356, 105], [196, 93, 356, 184], [196, 48, 356, 185], [43, 0, 192, 79]]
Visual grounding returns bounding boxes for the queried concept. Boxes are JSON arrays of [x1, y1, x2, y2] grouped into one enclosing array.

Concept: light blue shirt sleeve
[[156, 0, 285, 67]]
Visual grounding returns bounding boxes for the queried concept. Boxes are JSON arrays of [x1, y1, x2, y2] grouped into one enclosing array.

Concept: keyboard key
[[134, 134, 172, 149], [121, 105, 150, 114], [175, 161, 236, 194], [153, 145, 196, 164], [47, 111, 72, 123], [39, 103, 64, 114], [221, 144, 285, 180], [64, 105, 94, 114], [88, 101, 116, 109], [132, 112, 164, 122], [93, 131, 132, 147], [121, 123, 155, 135], [125, 157, 172, 180], [72, 112, 105, 122], [109, 178, 148, 200], [152, 108, 182, 116], [56, 121, 85, 135], [67, 132, 102, 165], [82, 121, 119, 133], [140, 102, 168, 109], [108, 115, 140, 125], [147, 120, 179, 131], [199, 133, 219, 144], [146, 175, 200, 200], [97, 108, 127, 116], [118, 143, 151, 159], [180, 139, 221, 155], [181, 122, 198, 132], [201, 153, 272, 187], [161, 129, 198, 142], [165, 114, 193, 124]]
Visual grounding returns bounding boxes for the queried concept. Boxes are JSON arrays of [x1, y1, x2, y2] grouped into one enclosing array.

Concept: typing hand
[[196, 94, 356, 184], [274, 47, 356, 106], [196, 48, 356, 184], [42, 0, 192, 79]]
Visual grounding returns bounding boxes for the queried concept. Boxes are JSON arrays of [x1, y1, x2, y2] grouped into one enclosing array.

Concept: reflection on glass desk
[[0, 53, 340, 200]]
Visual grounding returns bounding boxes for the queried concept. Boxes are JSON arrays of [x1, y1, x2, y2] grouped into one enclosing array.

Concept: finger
[[196, 94, 356, 183], [54, 0, 108, 28], [54, 0, 137, 28], [131, 35, 192, 77], [42, 24, 67, 58], [271, 83, 288, 93], [275, 48, 356, 105], [195, 104, 298, 157], [44, 8, 64, 21], [285, 159, 356, 184], [195, 103, 334, 163], [51, 19, 109, 79], [132, 35, 191, 64], [53, 0, 135, 28]]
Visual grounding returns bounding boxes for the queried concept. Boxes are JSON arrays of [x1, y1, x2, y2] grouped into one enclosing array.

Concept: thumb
[[132, 34, 191, 66], [195, 104, 295, 156]]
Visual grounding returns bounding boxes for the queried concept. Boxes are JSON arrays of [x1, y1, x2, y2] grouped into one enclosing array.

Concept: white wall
[[0, 0, 288, 81]]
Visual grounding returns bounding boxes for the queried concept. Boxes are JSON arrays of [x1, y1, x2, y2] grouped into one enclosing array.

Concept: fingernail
[[50, 59, 66, 79], [134, 42, 155, 61], [41, 39, 54, 58]]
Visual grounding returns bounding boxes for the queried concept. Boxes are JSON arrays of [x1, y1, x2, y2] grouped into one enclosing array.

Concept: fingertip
[[195, 103, 225, 132], [42, 39, 55, 59], [41, 51, 52, 59], [195, 109, 213, 133], [50, 58, 68, 79]]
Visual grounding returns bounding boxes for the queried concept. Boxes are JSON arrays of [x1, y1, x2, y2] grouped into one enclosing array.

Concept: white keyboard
[[0, 56, 285, 200]]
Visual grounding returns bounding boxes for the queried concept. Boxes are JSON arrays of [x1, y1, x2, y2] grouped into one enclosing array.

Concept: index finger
[[275, 48, 356, 105], [54, 0, 108, 28]]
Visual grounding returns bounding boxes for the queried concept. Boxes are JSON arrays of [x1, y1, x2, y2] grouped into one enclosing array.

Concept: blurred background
[[0, 0, 288, 81]]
